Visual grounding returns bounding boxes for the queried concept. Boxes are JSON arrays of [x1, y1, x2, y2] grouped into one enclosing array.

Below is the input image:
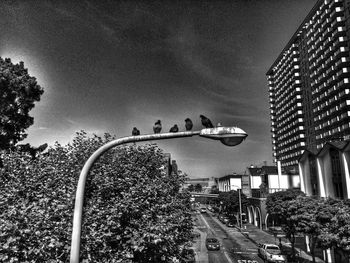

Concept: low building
[[217, 173, 243, 192], [246, 165, 300, 230], [299, 140, 350, 199], [299, 140, 350, 263]]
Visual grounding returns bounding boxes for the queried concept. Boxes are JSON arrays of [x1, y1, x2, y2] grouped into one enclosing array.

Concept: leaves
[[0, 131, 192, 262], [0, 57, 44, 150]]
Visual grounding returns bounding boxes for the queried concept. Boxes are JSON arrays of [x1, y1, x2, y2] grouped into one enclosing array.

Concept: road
[[193, 210, 264, 263]]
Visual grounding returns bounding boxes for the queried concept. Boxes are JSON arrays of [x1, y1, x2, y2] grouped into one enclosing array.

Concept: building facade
[[246, 165, 300, 230], [217, 173, 243, 192], [267, 0, 350, 168]]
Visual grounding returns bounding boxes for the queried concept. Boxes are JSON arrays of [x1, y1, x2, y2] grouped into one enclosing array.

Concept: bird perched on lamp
[[132, 127, 140, 136], [153, 120, 162, 133], [185, 118, 193, 131], [169, 124, 179, 133], [200, 115, 214, 128]]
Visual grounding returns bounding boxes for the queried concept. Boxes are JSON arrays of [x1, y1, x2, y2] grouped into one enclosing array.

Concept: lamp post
[[232, 185, 243, 230], [238, 188, 243, 230], [69, 126, 247, 263]]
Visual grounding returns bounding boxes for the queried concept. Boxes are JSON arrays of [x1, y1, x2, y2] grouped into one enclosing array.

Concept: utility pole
[[239, 188, 243, 229]]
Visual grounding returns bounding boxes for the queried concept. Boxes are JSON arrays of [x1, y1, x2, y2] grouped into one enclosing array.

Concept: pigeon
[[132, 127, 140, 136], [153, 120, 162, 133], [169, 124, 179, 133], [200, 115, 214, 128], [185, 118, 193, 131]]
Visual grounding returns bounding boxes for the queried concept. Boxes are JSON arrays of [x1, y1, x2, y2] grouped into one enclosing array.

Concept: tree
[[266, 189, 305, 260], [328, 200, 350, 262], [0, 57, 43, 150], [0, 131, 193, 262], [293, 196, 338, 263], [217, 190, 249, 219], [187, 184, 194, 192], [210, 185, 219, 194], [194, 183, 202, 192]]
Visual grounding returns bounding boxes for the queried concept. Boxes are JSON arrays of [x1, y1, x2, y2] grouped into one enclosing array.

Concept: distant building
[[163, 153, 178, 176], [217, 173, 243, 192], [184, 177, 218, 193]]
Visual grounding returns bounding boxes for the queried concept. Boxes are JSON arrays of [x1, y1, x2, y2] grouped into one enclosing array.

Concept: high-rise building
[[267, 0, 350, 167]]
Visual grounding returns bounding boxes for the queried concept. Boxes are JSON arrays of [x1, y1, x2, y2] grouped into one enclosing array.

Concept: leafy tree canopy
[[217, 190, 249, 215], [0, 57, 43, 150], [266, 189, 305, 216], [0, 131, 193, 262], [194, 183, 202, 192]]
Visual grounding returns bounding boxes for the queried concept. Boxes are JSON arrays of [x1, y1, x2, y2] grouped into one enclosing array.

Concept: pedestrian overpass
[[189, 192, 218, 204]]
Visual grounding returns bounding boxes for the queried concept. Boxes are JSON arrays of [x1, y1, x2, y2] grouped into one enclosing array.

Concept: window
[[330, 149, 344, 199]]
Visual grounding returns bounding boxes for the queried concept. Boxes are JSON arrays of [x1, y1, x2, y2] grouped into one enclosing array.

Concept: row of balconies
[[276, 109, 304, 129], [309, 30, 346, 67], [275, 82, 298, 103], [277, 127, 305, 146], [273, 61, 299, 89], [273, 50, 299, 80], [274, 44, 298, 70], [314, 103, 348, 124], [276, 118, 304, 138], [278, 148, 304, 164], [306, 5, 339, 39], [275, 75, 301, 99], [275, 91, 303, 117]]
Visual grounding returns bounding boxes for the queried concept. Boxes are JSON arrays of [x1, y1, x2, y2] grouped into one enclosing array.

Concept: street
[[193, 210, 263, 263]]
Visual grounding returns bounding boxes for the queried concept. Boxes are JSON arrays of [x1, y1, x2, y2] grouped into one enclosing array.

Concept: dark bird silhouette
[[169, 124, 179, 133], [153, 120, 162, 134], [185, 118, 193, 131], [200, 115, 214, 128], [132, 127, 140, 136]]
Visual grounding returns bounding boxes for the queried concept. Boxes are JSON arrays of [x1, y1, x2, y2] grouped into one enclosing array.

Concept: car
[[205, 237, 220, 251], [226, 221, 235, 227], [258, 243, 287, 263], [222, 216, 230, 224], [200, 207, 207, 213]]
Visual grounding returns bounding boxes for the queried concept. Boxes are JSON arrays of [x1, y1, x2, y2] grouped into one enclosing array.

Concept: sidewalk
[[240, 223, 325, 263]]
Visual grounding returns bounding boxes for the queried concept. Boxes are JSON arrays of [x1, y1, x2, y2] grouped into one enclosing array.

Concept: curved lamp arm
[[70, 131, 200, 263]]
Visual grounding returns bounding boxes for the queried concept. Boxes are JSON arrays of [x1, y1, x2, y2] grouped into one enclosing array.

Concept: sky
[[0, 0, 317, 179]]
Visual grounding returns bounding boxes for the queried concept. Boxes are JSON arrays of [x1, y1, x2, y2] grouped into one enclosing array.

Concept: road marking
[[224, 251, 234, 263], [201, 214, 211, 230]]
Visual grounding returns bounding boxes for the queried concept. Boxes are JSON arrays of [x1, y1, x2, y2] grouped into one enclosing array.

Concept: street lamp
[[69, 126, 247, 263]]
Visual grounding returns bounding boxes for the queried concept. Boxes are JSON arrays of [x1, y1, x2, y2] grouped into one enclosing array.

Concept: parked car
[[205, 237, 220, 251], [258, 243, 287, 263], [226, 221, 235, 227]]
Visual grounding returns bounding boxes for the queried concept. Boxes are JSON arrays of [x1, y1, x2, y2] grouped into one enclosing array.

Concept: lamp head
[[199, 126, 248, 146]]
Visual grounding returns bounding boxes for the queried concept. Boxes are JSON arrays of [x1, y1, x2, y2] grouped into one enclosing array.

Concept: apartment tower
[[267, 0, 350, 167]]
